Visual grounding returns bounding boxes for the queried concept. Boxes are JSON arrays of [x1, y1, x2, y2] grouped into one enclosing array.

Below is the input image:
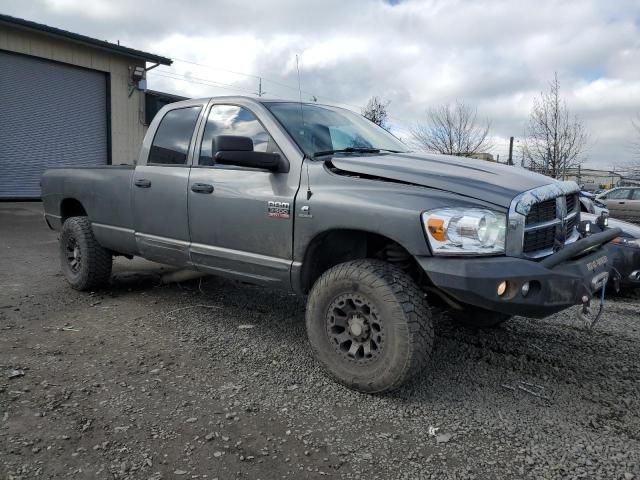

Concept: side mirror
[[213, 135, 289, 173]]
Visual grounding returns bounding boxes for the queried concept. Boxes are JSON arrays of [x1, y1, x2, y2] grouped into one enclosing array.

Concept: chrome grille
[[522, 194, 580, 257], [565, 193, 577, 214], [505, 182, 581, 259], [525, 199, 556, 225], [523, 225, 557, 253]]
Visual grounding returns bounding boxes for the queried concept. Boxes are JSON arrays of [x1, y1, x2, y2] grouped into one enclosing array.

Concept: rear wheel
[[306, 259, 433, 393], [449, 306, 511, 328], [60, 217, 112, 291]]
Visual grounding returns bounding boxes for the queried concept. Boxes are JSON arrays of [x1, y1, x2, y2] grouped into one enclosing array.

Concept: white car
[[580, 191, 609, 216]]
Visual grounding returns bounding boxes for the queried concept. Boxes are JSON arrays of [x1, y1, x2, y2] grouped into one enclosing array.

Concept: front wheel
[[60, 217, 112, 291], [306, 259, 434, 394]]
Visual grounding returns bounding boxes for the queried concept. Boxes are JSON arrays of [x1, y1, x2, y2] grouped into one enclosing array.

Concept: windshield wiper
[[313, 147, 402, 158]]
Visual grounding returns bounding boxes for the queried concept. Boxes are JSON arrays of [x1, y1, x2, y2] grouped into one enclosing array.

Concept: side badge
[[299, 205, 313, 218], [267, 201, 290, 219]]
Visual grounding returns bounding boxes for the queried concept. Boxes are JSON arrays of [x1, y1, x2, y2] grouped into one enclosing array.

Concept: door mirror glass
[[215, 150, 284, 172], [214, 135, 287, 172], [214, 135, 253, 153]]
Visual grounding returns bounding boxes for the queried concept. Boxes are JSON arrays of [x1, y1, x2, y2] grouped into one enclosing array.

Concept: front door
[[602, 188, 633, 221], [187, 104, 297, 287], [132, 105, 202, 266]]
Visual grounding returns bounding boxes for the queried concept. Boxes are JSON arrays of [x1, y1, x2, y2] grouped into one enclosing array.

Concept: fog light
[[596, 212, 609, 229], [579, 220, 592, 236], [521, 281, 530, 297], [497, 281, 508, 296]]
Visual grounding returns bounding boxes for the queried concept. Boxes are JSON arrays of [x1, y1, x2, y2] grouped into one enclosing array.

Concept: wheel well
[[299, 229, 418, 293], [60, 198, 87, 222]]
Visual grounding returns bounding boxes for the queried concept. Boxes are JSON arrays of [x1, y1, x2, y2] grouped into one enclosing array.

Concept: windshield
[[266, 102, 408, 157]]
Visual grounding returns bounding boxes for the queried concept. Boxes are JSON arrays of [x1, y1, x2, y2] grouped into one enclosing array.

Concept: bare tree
[[410, 101, 492, 156], [522, 73, 588, 179], [362, 96, 390, 130]]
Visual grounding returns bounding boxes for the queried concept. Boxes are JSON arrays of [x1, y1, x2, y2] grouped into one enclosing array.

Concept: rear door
[[187, 102, 299, 287], [132, 104, 203, 266], [602, 188, 632, 220]]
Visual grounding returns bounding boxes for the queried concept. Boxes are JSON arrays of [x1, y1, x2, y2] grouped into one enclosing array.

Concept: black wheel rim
[[326, 293, 384, 363], [65, 237, 82, 273]]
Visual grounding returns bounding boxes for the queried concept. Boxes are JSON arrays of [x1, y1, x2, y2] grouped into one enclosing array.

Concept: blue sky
[[2, 0, 640, 169]]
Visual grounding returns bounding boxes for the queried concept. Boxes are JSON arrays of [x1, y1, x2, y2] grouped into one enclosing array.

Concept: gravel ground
[[1, 202, 639, 480]]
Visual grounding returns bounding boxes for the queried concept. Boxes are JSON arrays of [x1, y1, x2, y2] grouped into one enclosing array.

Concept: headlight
[[612, 237, 640, 249], [422, 208, 507, 255]]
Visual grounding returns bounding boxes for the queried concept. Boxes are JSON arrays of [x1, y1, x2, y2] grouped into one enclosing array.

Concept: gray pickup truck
[[42, 96, 621, 393]]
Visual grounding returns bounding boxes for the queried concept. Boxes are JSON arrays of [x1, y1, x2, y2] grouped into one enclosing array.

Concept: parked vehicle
[[42, 97, 622, 393], [580, 191, 609, 216], [582, 213, 640, 290], [596, 187, 640, 223]]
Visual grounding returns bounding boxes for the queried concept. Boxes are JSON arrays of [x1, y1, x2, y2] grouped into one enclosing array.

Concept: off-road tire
[[306, 259, 434, 393], [449, 306, 511, 329], [60, 217, 112, 291]]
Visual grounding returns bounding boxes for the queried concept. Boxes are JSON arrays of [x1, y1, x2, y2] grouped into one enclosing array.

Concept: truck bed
[[41, 165, 138, 255]]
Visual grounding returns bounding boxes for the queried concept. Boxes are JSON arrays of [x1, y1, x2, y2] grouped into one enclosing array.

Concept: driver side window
[[199, 105, 278, 166]]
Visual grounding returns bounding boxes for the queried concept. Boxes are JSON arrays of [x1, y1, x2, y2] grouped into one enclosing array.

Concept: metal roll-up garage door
[[0, 51, 108, 199]]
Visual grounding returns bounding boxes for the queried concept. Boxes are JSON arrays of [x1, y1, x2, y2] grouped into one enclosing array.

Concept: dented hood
[[329, 152, 556, 208]]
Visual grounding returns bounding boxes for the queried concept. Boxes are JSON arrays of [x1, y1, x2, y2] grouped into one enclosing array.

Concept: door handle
[[618, 201, 625, 204], [134, 179, 152, 188], [191, 183, 214, 194]]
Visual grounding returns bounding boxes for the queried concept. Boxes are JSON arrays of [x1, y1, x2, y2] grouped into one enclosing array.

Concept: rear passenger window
[[148, 106, 201, 165], [632, 189, 640, 200], [199, 105, 278, 166]]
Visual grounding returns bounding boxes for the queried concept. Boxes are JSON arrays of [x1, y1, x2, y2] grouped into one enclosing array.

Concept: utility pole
[[577, 165, 581, 185], [257, 77, 264, 97], [507, 136, 514, 166]]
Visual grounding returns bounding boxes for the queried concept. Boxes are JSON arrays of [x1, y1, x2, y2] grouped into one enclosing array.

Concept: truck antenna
[[296, 54, 312, 200]]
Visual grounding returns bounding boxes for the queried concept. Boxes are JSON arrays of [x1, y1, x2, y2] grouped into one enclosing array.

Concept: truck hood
[[329, 152, 556, 208]]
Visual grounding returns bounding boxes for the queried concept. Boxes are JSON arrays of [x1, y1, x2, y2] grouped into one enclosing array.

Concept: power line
[[170, 57, 318, 97], [151, 71, 258, 96], [155, 68, 255, 92], [162, 57, 369, 112], [152, 60, 412, 129]]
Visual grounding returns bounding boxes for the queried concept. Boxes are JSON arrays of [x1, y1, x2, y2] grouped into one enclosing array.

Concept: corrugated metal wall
[[0, 51, 108, 198], [0, 24, 147, 182]]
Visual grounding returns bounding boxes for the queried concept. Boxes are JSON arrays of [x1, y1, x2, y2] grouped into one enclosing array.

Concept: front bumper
[[417, 229, 622, 318], [603, 242, 640, 288]]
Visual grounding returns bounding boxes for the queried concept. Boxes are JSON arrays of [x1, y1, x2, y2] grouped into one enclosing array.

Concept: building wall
[[564, 170, 620, 189], [0, 24, 147, 164]]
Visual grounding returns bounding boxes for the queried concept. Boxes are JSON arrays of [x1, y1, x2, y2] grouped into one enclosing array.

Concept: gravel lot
[[1, 202, 639, 480]]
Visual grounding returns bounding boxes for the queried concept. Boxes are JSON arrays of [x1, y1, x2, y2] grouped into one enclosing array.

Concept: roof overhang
[[0, 13, 172, 66]]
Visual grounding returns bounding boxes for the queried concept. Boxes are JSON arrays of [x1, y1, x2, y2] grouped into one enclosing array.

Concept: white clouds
[[44, 0, 120, 19], [2, 0, 640, 167]]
